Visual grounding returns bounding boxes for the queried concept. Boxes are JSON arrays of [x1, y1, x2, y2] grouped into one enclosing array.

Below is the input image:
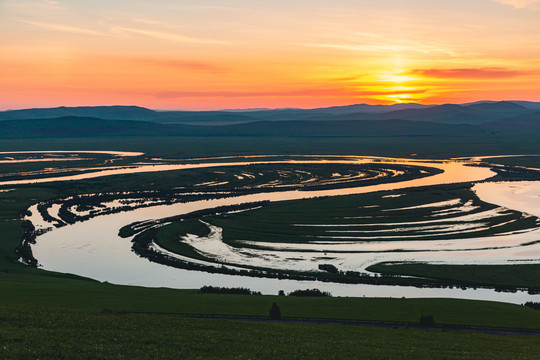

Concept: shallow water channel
[[23, 155, 540, 304]]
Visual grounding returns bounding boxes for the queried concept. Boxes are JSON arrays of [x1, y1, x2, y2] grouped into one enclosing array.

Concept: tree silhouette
[[419, 314, 435, 326], [269, 302, 281, 319]]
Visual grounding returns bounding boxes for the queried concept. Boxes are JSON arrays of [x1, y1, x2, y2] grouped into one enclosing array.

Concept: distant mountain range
[[0, 116, 487, 139], [0, 101, 538, 139], [2, 101, 537, 124]]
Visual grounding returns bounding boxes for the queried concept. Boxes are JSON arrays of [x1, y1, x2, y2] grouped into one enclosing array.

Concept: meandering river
[[13, 154, 536, 303]]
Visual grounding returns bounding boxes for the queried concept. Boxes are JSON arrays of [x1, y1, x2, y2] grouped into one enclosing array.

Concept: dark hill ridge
[[1, 101, 539, 125], [509, 101, 540, 111], [485, 111, 540, 130], [1, 110, 538, 140], [156, 110, 255, 124], [0, 116, 174, 138], [335, 101, 533, 124], [0, 116, 495, 139], [299, 102, 432, 114], [371, 104, 479, 123], [0, 106, 156, 121], [215, 118, 484, 137], [465, 101, 527, 112], [0, 106, 258, 124]]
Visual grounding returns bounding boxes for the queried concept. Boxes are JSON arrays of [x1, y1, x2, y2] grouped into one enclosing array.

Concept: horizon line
[[1, 99, 538, 112]]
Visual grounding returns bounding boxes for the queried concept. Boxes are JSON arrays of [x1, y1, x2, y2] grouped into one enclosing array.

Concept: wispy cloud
[[152, 88, 426, 99], [43, 0, 60, 5], [153, 89, 343, 99], [492, 0, 540, 9], [112, 26, 229, 45], [19, 20, 105, 36], [136, 59, 227, 73], [4, 0, 64, 9], [410, 67, 525, 79], [132, 18, 161, 25], [330, 74, 368, 82], [354, 89, 428, 96], [303, 41, 456, 57]]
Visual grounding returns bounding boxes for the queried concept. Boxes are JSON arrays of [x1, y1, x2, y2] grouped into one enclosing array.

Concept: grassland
[[485, 155, 540, 169], [0, 135, 539, 159], [1, 272, 540, 359], [367, 263, 540, 288], [2, 304, 539, 360], [206, 185, 532, 244], [0, 139, 539, 358], [3, 272, 540, 327]]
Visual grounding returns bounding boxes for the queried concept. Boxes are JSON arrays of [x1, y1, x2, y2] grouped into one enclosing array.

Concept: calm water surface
[[25, 155, 540, 304]]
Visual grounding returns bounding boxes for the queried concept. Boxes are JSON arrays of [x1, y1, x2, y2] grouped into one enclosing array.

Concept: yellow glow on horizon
[[386, 93, 414, 103], [378, 72, 420, 84], [356, 69, 426, 104], [387, 85, 418, 92]]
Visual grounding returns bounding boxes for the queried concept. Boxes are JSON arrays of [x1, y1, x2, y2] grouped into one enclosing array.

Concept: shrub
[[288, 288, 332, 297], [318, 264, 338, 273], [524, 302, 540, 310], [269, 302, 281, 319], [199, 286, 261, 295], [419, 314, 435, 326]]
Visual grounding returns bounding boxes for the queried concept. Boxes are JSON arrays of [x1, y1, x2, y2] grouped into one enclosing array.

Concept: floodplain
[[0, 151, 535, 298], [1, 143, 539, 359]]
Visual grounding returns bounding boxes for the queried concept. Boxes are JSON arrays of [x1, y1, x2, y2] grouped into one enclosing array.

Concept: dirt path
[[124, 311, 540, 336]]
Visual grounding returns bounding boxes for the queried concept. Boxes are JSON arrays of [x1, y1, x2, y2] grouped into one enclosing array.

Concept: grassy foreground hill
[[1, 272, 540, 359], [2, 303, 538, 359]]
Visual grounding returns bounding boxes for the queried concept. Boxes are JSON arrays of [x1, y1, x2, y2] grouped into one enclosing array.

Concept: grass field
[[207, 185, 534, 244], [0, 135, 539, 159], [367, 263, 540, 288], [2, 272, 540, 327], [0, 139, 539, 358], [2, 304, 539, 360], [484, 155, 540, 169], [1, 272, 540, 359]]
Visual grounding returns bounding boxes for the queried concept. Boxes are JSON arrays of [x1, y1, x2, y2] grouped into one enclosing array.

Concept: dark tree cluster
[[288, 288, 332, 297], [269, 302, 281, 319], [15, 220, 39, 267], [199, 286, 261, 295], [524, 302, 540, 310], [419, 314, 435, 326], [318, 264, 338, 273], [37, 202, 65, 226]]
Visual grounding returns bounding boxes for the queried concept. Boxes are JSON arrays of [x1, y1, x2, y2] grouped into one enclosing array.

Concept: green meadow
[[367, 263, 540, 288], [1, 272, 540, 359], [1, 134, 540, 159], [2, 304, 538, 360], [0, 137, 539, 358]]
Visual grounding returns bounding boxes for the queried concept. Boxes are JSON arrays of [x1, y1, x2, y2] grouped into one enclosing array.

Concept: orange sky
[[1, 0, 540, 110]]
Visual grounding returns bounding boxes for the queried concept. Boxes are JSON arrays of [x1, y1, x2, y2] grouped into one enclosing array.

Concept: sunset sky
[[1, 0, 540, 110]]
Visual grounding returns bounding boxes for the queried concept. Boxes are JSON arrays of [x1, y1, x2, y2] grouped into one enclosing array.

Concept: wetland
[[3, 151, 538, 303]]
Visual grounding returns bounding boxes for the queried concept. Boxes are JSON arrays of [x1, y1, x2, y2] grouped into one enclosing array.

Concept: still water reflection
[[26, 155, 540, 304]]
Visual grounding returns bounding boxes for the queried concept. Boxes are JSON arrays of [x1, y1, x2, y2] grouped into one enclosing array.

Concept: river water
[[19, 155, 540, 303]]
